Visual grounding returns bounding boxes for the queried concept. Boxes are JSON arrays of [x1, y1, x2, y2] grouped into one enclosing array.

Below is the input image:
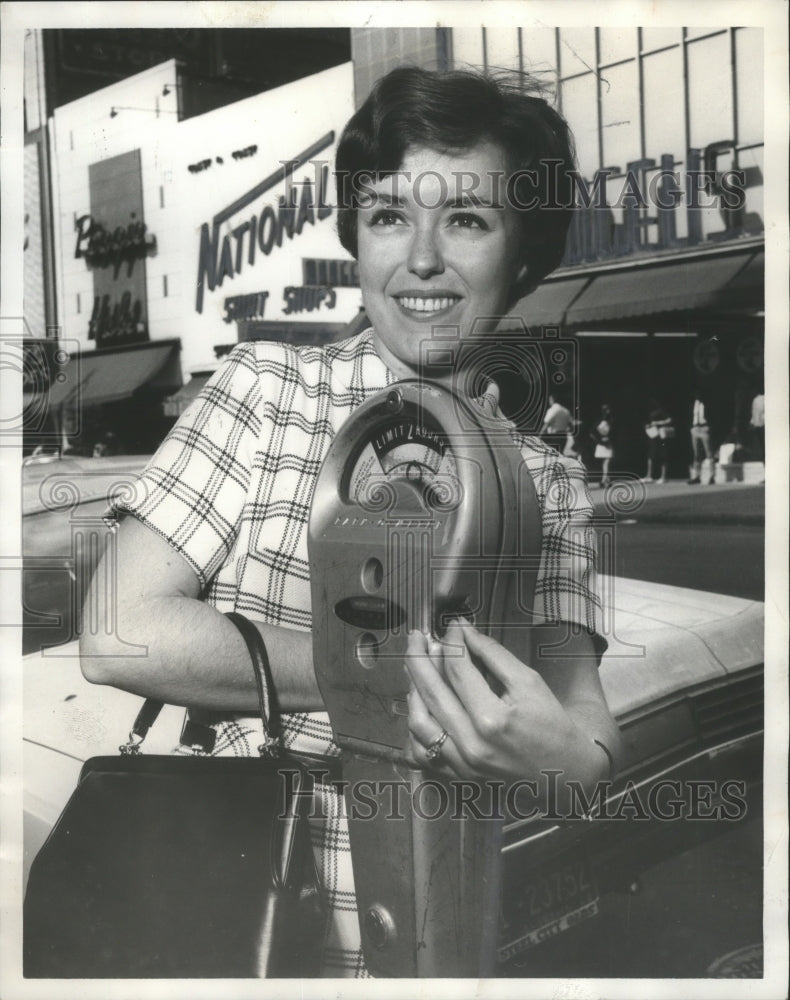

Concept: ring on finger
[[426, 729, 449, 761]]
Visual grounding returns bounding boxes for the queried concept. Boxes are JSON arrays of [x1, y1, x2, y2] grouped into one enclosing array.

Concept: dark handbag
[[24, 612, 330, 979]]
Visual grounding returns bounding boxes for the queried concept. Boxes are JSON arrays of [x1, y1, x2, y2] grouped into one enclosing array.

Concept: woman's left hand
[[405, 620, 612, 788]]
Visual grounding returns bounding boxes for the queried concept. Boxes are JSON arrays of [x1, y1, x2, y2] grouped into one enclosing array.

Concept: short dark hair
[[335, 66, 577, 298]]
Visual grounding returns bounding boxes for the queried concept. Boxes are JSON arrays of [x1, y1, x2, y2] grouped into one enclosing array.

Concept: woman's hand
[[405, 620, 618, 795]]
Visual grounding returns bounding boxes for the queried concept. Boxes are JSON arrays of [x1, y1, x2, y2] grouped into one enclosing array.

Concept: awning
[[505, 275, 591, 328], [563, 247, 763, 325], [48, 341, 179, 409], [500, 245, 763, 329], [163, 373, 212, 418], [723, 249, 764, 308]]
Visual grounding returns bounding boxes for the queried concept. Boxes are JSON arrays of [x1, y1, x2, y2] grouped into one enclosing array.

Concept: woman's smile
[[393, 291, 463, 318]]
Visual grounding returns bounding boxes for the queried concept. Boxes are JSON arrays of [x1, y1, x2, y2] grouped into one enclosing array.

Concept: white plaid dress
[[112, 328, 604, 977]]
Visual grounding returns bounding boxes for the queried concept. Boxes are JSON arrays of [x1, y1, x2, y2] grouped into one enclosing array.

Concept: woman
[[81, 66, 621, 977], [591, 403, 614, 486], [643, 401, 675, 484]]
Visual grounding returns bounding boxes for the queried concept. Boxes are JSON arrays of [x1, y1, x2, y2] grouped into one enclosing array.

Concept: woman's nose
[[407, 226, 444, 278]]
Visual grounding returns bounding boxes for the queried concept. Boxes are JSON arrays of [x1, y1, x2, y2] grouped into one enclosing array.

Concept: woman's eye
[[369, 209, 405, 227], [448, 212, 489, 231]]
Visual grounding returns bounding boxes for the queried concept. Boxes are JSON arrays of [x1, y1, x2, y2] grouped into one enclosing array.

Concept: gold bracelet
[[592, 738, 615, 781]]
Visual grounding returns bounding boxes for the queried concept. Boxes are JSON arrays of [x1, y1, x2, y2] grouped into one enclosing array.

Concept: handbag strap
[[225, 611, 280, 757], [120, 612, 279, 758]]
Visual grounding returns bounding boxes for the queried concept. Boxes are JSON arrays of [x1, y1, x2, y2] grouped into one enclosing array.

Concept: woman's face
[[356, 142, 524, 380]]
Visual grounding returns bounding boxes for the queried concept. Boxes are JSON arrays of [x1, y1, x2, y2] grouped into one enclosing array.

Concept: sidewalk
[[590, 477, 765, 525]]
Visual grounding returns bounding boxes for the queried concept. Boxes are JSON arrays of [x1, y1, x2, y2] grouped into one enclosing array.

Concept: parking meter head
[[308, 380, 541, 761]]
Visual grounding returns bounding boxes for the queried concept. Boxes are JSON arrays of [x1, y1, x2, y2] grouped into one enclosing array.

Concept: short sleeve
[[531, 451, 607, 661], [108, 345, 262, 588]]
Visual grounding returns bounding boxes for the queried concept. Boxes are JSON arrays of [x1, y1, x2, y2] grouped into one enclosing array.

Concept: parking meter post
[[309, 382, 542, 976]]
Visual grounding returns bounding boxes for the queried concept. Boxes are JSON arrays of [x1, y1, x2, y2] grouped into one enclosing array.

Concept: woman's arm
[[79, 515, 324, 712]]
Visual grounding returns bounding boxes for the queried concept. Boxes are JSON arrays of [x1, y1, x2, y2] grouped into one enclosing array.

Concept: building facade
[[351, 25, 765, 478], [23, 25, 765, 473]]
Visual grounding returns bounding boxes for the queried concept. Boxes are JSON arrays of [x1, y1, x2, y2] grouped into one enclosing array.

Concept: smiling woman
[[333, 67, 576, 380], [356, 143, 523, 378], [79, 65, 617, 978]]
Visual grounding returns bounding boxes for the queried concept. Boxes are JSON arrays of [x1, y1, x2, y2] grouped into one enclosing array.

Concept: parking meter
[[308, 380, 542, 977]]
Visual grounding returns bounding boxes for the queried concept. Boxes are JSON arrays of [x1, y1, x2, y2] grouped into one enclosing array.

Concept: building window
[[600, 60, 640, 171], [687, 32, 734, 150], [450, 26, 485, 70], [643, 46, 686, 164], [558, 27, 596, 77], [560, 73, 599, 177], [685, 26, 726, 42], [484, 26, 521, 71], [735, 28, 764, 147], [598, 27, 637, 66], [640, 27, 683, 52]]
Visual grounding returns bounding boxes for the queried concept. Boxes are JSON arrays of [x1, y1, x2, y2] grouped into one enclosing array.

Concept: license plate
[[498, 854, 599, 963]]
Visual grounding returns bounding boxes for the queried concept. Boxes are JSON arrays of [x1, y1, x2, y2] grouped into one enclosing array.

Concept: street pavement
[[589, 480, 765, 601], [591, 479, 764, 525]]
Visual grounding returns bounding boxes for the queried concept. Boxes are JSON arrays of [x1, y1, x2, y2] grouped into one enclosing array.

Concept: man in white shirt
[[688, 396, 714, 484], [541, 393, 574, 454], [749, 392, 765, 462]]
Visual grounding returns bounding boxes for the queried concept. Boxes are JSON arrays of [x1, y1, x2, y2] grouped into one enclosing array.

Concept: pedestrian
[[80, 66, 620, 977], [643, 401, 674, 484], [540, 392, 575, 454], [590, 404, 614, 487], [749, 391, 765, 463], [687, 395, 714, 484]]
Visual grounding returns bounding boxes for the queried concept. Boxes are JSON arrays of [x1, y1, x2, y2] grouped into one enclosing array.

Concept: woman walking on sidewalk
[[643, 401, 675, 483], [591, 404, 614, 487]]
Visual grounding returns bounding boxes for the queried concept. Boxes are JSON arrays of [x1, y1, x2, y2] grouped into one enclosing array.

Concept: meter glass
[[347, 418, 458, 512]]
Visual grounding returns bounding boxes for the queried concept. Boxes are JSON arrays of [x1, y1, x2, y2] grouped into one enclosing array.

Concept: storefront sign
[[74, 214, 156, 274], [89, 290, 145, 343], [223, 291, 270, 324], [302, 258, 360, 288], [283, 285, 336, 315], [195, 133, 334, 314], [82, 149, 151, 348]]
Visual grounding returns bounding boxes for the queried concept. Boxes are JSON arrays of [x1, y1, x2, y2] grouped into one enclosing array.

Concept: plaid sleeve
[[530, 449, 607, 659], [109, 345, 262, 588]]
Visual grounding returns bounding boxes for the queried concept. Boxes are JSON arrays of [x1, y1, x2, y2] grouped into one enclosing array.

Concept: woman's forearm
[[80, 594, 324, 713]]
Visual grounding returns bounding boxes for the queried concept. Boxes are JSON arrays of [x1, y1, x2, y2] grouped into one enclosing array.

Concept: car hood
[[598, 576, 763, 721], [23, 454, 149, 517]]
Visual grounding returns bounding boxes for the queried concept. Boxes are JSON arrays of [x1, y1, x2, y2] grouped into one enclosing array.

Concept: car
[[21, 455, 765, 977], [22, 452, 149, 656]]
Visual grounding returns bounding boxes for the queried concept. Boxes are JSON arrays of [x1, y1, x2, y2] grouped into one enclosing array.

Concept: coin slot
[[356, 632, 379, 671], [361, 557, 384, 593]]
